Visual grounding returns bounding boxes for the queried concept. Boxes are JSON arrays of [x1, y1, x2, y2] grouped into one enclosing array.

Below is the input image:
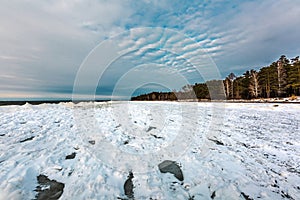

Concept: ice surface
[[0, 102, 299, 199]]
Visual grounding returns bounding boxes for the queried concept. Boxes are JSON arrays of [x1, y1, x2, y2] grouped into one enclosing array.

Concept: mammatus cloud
[[0, 0, 300, 99]]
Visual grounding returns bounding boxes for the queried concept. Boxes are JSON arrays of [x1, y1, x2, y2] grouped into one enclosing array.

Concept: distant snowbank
[[1, 96, 300, 108], [225, 96, 300, 103]]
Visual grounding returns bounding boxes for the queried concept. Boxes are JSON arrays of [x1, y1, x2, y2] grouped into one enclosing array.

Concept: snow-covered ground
[[0, 102, 299, 199]]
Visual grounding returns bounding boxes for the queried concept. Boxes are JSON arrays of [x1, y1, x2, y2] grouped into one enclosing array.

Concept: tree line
[[131, 55, 300, 101]]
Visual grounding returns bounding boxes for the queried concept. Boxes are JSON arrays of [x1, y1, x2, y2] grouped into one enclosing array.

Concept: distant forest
[[131, 55, 300, 101]]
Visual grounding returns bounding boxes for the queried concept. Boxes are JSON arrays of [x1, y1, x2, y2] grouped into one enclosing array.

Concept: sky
[[1, 0, 300, 100]]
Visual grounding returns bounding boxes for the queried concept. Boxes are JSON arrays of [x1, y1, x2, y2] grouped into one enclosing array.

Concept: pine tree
[[240, 71, 251, 99], [286, 56, 300, 95], [258, 65, 277, 98]]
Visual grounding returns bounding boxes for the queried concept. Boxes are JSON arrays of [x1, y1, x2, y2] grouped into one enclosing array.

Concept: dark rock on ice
[[208, 138, 224, 146], [68, 169, 74, 176], [65, 152, 76, 160], [150, 134, 163, 139], [35, 174, 64, 200], [240, 142, 250, 148], [211, 191, 216, 199], [88, 140, 95, 145], [146, 126, 156, 132], [158, 160, 184, 181], [124, 140, 129, 145], [54, 119, 61, 123], [280, 190, 294, 199], [20, 136, 35, 143], [241, 192, 254, 200], [124, 171, 134, 199]]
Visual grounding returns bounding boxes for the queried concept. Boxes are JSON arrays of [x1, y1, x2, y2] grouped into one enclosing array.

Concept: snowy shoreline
[[0, 96, 300, 107], [0, 102, 299, 199]]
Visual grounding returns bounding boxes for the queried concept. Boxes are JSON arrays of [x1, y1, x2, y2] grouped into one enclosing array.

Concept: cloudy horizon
[[1, 0, 300, 100]]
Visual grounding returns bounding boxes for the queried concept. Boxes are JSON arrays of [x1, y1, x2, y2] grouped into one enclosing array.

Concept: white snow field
[[0, 102, 299, 199]]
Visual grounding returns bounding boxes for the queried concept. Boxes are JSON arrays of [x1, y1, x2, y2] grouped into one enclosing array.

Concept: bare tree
[[228, 73, 236, 99], [277, 55, 288, 97], [224, 78, 230, 99], [249, 70, 260, 98]]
